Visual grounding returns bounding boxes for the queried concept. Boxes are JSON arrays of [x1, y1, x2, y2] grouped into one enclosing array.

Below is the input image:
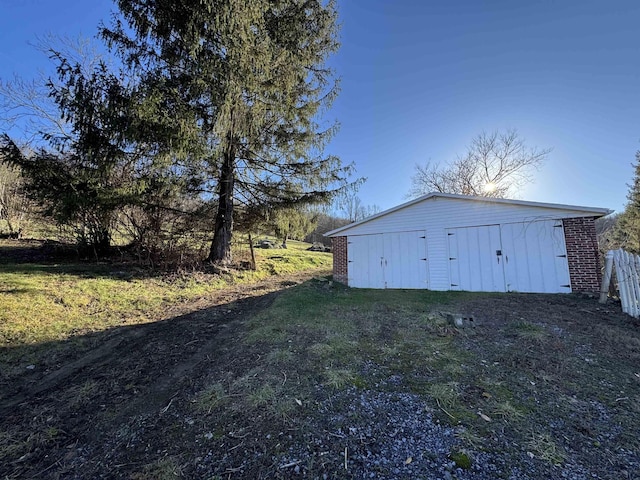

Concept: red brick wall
[[563, 217, 600, 293], [332, 236, 348, 285]]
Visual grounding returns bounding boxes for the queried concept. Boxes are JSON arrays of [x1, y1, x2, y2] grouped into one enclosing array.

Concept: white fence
[[600, 249, 640, 317]]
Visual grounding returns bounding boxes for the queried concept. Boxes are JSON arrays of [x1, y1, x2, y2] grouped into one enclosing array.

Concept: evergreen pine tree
[[103, 0, 352, 264], [614, 151, 640, 253]]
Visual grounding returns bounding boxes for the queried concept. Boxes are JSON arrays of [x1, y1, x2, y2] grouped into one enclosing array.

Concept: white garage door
[[447, 221, 571, 293], [501, 220, 571, 293], [347, 234, 385, 288], [348, 231, 428, 289], [447, 225, 505, 292]]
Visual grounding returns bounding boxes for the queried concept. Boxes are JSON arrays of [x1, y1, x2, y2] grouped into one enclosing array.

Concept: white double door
[[447, 220, 571, 293], [347, 231, 428, 289]]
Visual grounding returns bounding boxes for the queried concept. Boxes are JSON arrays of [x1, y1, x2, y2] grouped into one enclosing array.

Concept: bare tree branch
[[336, 188, 380, 222], [408, 129, 551, 199], [0, 35, 109, 146]]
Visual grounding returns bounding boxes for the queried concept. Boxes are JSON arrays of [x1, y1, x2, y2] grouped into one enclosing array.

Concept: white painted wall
[[338, 196, 597, 291]]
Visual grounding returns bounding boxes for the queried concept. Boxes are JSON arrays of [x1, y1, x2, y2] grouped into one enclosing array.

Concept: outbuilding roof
[[325, 192, 612, 237]]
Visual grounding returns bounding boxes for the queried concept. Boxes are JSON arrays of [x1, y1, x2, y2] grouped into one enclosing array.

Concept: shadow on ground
[[0, 280, 290, 478]]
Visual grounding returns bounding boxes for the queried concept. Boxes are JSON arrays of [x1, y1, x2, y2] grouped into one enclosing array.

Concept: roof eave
[[324, 193, 612, 237]]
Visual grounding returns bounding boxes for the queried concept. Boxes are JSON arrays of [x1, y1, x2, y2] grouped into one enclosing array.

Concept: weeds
[[131, 458, 183, 480], [196, 383, 228, 412], [265, 348, 294, 364], [455, 427, 485, 450], [526, 432, 566, 465], [428, 382, 460, 410], [312, 337, 359, 360], [0, 430, 26, 464], [248, 384, 277, 408], [67, 379, 99, 409], [492, 401, 525, 423], [511, 321, 548, 342], [324, 368, 355, 389]]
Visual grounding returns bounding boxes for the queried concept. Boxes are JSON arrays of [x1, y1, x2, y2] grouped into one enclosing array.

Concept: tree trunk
[[248, 232, 256, 270], [5, 215, 15, 236], [96, 228, 111, 255], [208, 147, 235, 264]]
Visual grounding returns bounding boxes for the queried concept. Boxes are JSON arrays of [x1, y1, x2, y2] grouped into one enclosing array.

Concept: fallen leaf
[[295, 398, 302, 406], [482, 392, 492, 399], [478, 412, 492, 422], [404, 457, 412, 464]]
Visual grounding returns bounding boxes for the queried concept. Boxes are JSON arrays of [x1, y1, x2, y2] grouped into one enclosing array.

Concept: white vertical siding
[[337, 196, 595, 291]]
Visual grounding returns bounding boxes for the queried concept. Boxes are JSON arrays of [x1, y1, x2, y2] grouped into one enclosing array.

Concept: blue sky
[[1, 0, 639, 214]]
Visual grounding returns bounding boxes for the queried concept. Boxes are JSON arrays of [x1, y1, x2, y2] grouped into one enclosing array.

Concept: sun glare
[[483, 182, 497, 193]]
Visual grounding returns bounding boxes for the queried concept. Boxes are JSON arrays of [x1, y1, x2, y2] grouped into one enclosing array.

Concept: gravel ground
[[274, 387, 636, 480]]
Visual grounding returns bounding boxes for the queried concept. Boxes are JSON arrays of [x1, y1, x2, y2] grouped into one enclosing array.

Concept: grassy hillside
[[0, 238, 331, 378]]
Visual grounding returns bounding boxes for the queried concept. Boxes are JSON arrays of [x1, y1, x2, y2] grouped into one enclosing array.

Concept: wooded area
[[0, 0, 359, 266]]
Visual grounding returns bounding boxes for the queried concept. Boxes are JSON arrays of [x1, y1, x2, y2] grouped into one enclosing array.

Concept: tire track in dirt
[[0, 330, 147, 414], [106, 290, 280, 424], [0, 271, 321, 417]]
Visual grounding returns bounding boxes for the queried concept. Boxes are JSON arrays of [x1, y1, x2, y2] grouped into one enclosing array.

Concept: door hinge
[[561, 284, 571, 288], [449, 257, 456, 260], [421, 258, 427, 261], [447, 233, 454, 235], [420, 236, 426, 239], [554, 224, 563, 227], [451, 283, 458, 287], [348, 260, 354, 263], [557, 254, 567, 258]]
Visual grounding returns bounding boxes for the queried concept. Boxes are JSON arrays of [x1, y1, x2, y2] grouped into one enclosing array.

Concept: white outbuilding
[[325, 193, 611, 293]]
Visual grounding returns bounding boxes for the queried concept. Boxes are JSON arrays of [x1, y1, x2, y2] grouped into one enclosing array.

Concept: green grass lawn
[[242, 282, 475, 418], [0, 238, 331, 376]]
